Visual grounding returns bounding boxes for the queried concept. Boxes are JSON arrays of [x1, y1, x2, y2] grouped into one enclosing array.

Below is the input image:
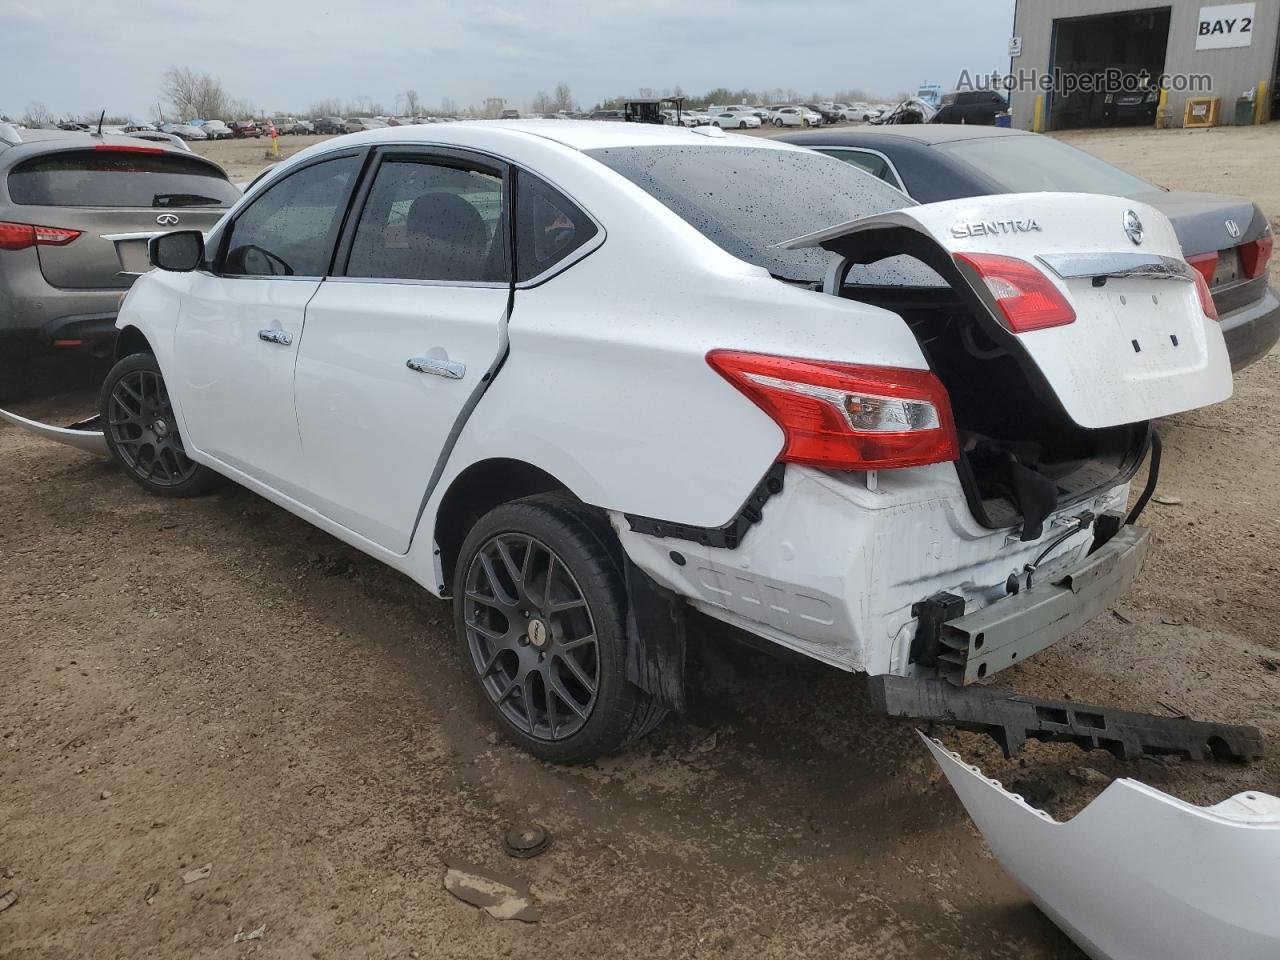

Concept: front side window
[[345, 159, 507, 283], [515, 172, 597, 282], [221, 154, 360, 277]]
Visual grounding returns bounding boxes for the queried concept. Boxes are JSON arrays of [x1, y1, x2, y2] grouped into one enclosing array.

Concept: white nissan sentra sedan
[[81, 120, 1232, 762]]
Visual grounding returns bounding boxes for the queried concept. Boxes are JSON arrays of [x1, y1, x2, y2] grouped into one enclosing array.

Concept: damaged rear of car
[[597, 142, 1231, 715]]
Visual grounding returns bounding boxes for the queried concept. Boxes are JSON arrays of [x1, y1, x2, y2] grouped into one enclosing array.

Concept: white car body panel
[[292, 279, 509, 553], [787, 192, 1233, 429], [921, 733, 1280, 960]]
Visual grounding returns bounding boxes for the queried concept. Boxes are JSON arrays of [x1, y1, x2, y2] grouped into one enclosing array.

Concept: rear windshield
[[586, 144, 916, 284], [8, 149, 239, 208], [940, 135, 1156, 196]]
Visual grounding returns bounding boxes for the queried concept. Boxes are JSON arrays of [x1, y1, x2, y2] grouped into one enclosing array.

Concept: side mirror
[[148, 230, 205, 272]]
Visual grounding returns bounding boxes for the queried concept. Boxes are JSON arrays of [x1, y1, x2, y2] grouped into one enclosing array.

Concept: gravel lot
[[2, 124, 1278, 960]]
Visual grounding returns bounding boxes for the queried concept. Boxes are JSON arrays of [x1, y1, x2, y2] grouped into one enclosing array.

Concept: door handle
[[406, 356, 465, 379], [258, 329, 293, 346]]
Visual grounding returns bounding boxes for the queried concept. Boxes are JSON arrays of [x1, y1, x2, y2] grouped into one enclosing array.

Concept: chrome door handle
[[258, 329, 293, 346], [406, 356, 465, 379]]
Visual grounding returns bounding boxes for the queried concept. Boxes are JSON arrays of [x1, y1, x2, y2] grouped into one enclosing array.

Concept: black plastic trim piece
[[870, 674, 1264, 762], [624, 463, 784, 550], [623, 557, 687, 711], [909, 592, 966, 666]]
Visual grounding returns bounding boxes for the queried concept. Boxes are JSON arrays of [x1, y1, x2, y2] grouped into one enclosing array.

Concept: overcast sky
[[2, 0, 1014, 119]]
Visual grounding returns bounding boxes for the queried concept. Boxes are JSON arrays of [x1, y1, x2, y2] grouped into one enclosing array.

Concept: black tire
[[0, 356, 27, 405], [453, 494, 665, 763], [773, 118, 783, 127], [99, 352, 220, 498]]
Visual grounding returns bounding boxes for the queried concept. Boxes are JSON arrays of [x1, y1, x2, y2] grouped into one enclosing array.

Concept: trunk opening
[[844, 282, 1148, 537]]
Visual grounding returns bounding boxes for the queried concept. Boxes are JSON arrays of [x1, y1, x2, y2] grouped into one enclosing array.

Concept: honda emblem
[[1225, 218, 1241, 239]]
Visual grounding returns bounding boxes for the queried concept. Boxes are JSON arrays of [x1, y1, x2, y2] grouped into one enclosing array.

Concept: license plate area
[[1067, 276, 1206, 377], [1212, 248, 1242, 288]]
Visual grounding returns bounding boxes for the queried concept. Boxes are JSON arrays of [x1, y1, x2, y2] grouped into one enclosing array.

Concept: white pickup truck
[[1, 121, 1244, 764]]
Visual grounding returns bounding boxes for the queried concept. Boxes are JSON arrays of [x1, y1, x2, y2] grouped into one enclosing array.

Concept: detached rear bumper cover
[[921, 732, 1280, 960], [0, 409, 108, 456]]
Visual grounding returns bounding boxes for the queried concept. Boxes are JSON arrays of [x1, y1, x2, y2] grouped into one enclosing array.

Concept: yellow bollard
[[1155, 88, 1168, 128], [1256, 82, 1269, 125], [1032, 95, 1044, 133]]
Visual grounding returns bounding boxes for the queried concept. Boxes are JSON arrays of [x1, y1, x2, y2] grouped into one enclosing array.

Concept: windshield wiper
[[153, 193, 224, 208]]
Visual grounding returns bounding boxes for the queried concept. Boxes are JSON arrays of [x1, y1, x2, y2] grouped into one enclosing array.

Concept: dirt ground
[[3, 124, 1279, 959]]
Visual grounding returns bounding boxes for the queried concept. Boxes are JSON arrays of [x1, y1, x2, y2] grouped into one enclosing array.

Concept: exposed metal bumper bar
[[0, 409, 108, 456], [936, 525, 1150, 685], [870, 674, 1264, 762]]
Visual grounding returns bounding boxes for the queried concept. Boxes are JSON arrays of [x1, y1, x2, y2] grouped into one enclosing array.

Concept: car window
[[221, 154, 360, 277], [588, 144, 916, 284], [940, 134, 1155, 195], [818, 149, 900, 189], [346, 158, 508, 283], [515, 172, 598, 282], [7, 149, 240, 208]]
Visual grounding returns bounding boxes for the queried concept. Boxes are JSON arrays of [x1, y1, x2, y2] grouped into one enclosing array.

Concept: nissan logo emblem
[[1225, 218, 1241, 239], [1122, 209, 1144, 245], [156, 213, 180, 226]]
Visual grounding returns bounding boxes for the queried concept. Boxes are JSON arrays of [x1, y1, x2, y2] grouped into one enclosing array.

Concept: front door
[[172, 152, 362, 495], [292, 150, 512, 553]]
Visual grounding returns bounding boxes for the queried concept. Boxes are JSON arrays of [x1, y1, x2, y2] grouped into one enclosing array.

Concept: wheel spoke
[[494, 537, 527, 599], [557, 651, 596, 693], [550, 676, 589, 720], [478, 645, 504, 678], [558, 633, 596, 652], [542, 676, 558, 739], [520, 675, 538, 733], [465, 617, 507, 643], [477, 553, 519, 609]]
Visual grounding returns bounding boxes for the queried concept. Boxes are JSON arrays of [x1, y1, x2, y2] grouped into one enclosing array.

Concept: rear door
[[4, 143, 238, 290], [786, 192, 1232, 429], [172, 151, 363, 492], [291, 147, 513, 554]]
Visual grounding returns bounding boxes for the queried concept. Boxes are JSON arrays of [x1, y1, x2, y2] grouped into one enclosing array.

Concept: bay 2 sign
[[1196, 3, 1255, 50]]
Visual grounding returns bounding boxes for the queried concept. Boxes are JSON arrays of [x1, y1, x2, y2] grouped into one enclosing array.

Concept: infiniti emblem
[[156, 213, 180, 226], [1225, 218, 1241, 239], [1122, 209, 1144, 245]]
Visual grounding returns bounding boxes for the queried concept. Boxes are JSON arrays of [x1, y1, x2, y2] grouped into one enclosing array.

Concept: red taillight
[[93, 143, 164, 154], [1192, 269, 1219, 322], [707, 351, 959, 471], [953, 252, 1076, 333], [1240, 232, 1273, 280], [0, 221, 81, 251], [1186, 251, 1218, 285]]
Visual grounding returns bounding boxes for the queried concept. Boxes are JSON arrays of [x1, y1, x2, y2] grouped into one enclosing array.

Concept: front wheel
[[738, 120, 748, 128], [773, 118, 783, 127], [99, 352, 220, 498], [454, 495, 665, 763]]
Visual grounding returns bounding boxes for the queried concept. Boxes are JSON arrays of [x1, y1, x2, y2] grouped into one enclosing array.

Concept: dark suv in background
[[0, 123, 239, 402], [932, 90, 1007, 125]]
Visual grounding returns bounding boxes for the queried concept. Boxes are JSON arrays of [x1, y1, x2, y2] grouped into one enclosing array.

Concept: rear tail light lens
[[1186, 251, 1218, 285], [707, 351, 959, 471], [1192, 269, 1219, 322], [0, 221, 81, 251], [1240, 232, 1273, 280], [953, 252, 1076, 333]]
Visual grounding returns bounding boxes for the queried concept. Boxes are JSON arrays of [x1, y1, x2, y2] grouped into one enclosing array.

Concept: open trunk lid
[[785, 192, 1233, 430]]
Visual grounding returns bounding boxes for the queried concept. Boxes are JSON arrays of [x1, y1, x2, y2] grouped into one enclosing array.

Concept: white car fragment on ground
[[920, 732, 1280, 960]]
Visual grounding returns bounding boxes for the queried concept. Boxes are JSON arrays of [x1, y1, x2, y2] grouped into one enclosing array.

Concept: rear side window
[[345, 158, 508, 283], [221, 154, 360, 278], [515, 172, 597, 282], [7, 149, 240, 208]]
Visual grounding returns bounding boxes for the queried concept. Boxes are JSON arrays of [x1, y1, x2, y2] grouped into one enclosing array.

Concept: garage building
[[1008, 1, 1279, 130]]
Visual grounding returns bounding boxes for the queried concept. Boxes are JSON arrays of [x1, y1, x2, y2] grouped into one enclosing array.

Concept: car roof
[[789, 124, 1032, 147], [0, 127, 198, 158], [331, 118, 799, 154]]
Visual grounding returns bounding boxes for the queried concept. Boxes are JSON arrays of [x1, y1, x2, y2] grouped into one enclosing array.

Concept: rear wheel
[[773, 118, 784, 127], [454, 495, 664, 763], [99, 352, 219, 498]]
